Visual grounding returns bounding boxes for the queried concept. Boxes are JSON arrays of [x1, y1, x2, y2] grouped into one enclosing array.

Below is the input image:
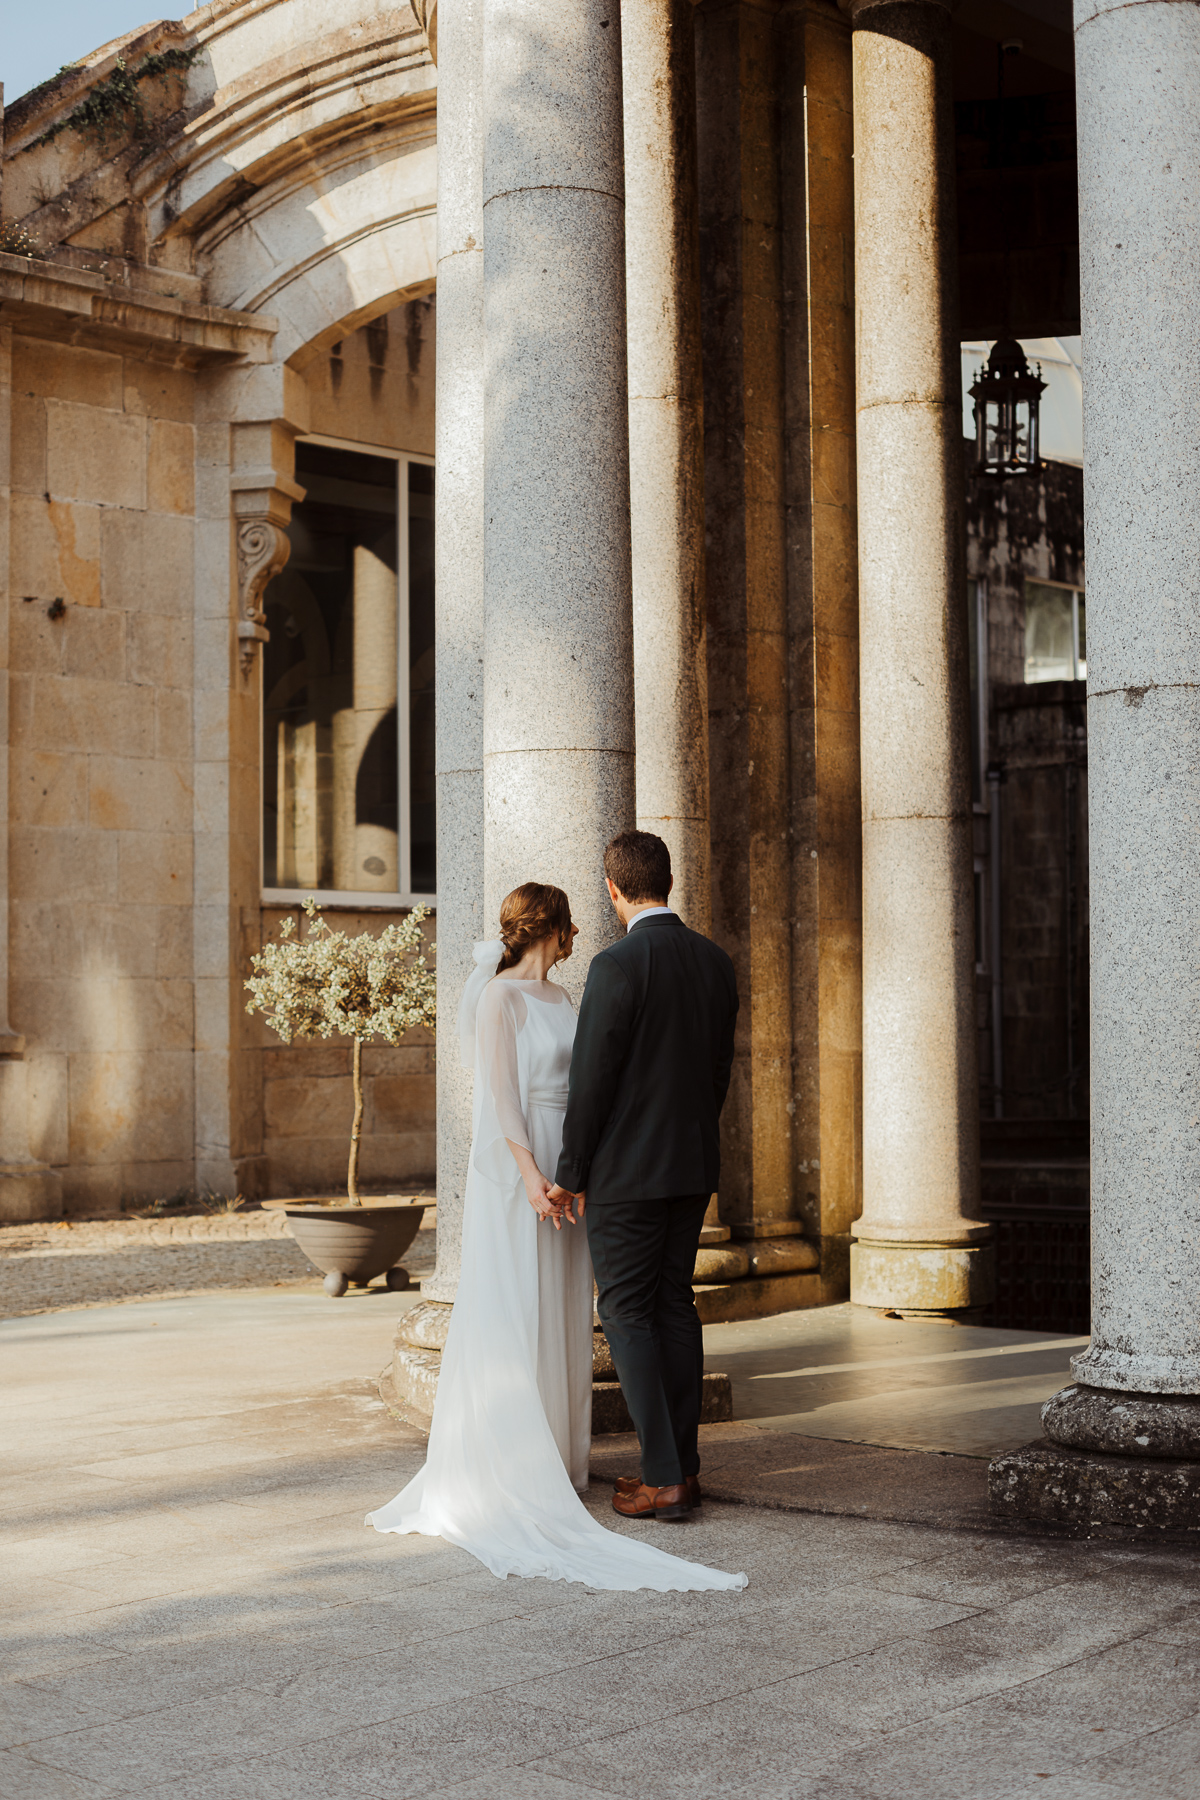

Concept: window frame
[[967, 576, 988, 813], [259, 431, 437, 911], [1023, 575, 1086, 685]]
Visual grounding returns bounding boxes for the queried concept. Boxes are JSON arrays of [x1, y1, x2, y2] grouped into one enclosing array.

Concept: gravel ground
[[0, 1209, 437, 1320]]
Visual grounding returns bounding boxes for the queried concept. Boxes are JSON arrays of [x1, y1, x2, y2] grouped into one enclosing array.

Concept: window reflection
[[408, 462, 436, 895], [1024, 580, 1086, 684]]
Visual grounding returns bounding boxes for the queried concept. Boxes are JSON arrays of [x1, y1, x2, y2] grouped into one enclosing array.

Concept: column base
[[390, 1299, 452, 1420], [387, 1305, 736, 1436], [1042, 1383, 1200, 1459], [989, 1440, 1200, 1531], [850, 1232, 994, 1315]]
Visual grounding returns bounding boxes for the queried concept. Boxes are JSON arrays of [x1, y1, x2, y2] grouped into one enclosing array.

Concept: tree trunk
[[347, 1037, 364, 1203]]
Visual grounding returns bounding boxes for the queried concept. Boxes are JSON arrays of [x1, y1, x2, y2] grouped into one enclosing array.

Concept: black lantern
[[969, 338, 1047, 479]]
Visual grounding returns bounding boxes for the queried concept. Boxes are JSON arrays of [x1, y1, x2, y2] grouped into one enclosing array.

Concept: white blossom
[[245, 900, 436, 1202]]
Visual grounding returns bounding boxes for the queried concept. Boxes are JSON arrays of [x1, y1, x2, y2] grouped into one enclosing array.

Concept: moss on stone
[[33, 48, 199, 150]]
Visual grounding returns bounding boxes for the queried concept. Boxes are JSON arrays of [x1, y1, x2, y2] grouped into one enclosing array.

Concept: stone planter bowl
[[283, 1201, 430, 1297]]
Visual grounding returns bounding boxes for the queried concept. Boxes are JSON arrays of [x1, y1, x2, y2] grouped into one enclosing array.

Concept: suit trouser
[[585, 1193, 709, 1488]]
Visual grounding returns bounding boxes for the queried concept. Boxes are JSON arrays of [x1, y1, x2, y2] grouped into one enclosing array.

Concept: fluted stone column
[[990, 0, 1200, 1528], [423, 0, 485, 1305], [481, 0, 635, 995], [849, 0, 990, 1314], [623, 0, 710, 934]]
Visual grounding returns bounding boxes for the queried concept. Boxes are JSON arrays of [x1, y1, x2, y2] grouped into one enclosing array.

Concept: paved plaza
[[3, 1266, 1200, 1800]]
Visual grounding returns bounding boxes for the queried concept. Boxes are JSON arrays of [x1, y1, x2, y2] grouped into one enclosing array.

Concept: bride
[[367, 882, 747, 1592]]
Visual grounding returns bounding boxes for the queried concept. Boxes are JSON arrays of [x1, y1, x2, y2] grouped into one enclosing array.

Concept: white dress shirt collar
[[626, 904, 673, 933]]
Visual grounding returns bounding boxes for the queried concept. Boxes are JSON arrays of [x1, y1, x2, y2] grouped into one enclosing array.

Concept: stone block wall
[[0, 297, 436, 1216], [9, 334, 198, 1213]]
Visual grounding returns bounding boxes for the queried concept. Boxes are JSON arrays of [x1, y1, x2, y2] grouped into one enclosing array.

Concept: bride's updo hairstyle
[[496, 883, 574, 973]]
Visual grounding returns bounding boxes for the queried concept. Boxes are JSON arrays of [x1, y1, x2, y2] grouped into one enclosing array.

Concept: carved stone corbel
[[230, 452, 305, 678], [236, 517, 290, 674]]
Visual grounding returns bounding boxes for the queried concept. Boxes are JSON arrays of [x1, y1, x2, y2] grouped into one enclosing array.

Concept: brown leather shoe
[[615, 1473, 702, 1508], [612, 1481, 692, 1521]]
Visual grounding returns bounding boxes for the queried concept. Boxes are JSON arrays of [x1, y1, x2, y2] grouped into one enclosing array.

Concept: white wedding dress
[[367, 941, 747, 1592]]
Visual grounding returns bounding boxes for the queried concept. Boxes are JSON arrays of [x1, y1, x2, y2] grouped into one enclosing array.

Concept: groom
[[550, 831, 738, 1521]]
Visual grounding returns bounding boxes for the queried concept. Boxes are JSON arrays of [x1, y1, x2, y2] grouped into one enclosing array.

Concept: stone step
[[593, 1372, 732, 1436]]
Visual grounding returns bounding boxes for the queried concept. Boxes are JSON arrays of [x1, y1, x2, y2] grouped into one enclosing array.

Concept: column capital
[[411, 0, 438, 62]]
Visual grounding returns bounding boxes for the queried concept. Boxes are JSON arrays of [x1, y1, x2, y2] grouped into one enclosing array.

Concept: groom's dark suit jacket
[[555, 913, 739, 1206]]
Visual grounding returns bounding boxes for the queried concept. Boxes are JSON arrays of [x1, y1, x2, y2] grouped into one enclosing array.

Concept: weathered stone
[[694, 1242, 752, 1283], [147, 421, 196, 516], [694, 1269, 826, 1325], [623, 0, 710, 933], [9, 494, 101, 609], [989, 1440, 1200, 1531], [745, 1236, 820, 1279], [1042, 1384, 1200, 1461], [481, 0, 635, 992], [1067, 0, 1200, 1399], [46, 402, 147, 510], [592, 1371, 733, 1437], [849, 0, 988, 1313], [783, 0, 863, 1293], [396, 1297, 452, 1352], [591, 1327, 616, 1381], [425, 0, 484, 1307], [0, 1161, 62, 1224], [695, 0, 794, 1232], [730, 1218, 808, 1241], [391, 1342, 442, 1419], [851, 1233, 995, 1314]]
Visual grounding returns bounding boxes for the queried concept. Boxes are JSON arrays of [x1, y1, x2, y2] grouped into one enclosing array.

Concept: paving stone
[[0, 1213, 437, 1319], [6, 1286, 1200, 1800], [1077, 1712, 1200, 1800]]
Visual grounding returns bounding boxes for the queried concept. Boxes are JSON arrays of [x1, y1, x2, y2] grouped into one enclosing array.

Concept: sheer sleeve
[[471, 981, 530, 1189]]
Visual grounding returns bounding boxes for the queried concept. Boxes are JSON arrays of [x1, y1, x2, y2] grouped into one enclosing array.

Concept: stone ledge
[[593, 1372, 732, 1436], [989, 1440, 1200, 1531], [0, 252, 277, 365], [693, 1235, 819, 1284], [693, 1269, 826, 1324]]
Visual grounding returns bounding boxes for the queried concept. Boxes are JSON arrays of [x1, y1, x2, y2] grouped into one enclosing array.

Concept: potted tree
[[245, 900, 437, 1296]]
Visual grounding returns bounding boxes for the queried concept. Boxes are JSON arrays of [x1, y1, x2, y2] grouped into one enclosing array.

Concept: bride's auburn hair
[[496, 883, 574, 972]]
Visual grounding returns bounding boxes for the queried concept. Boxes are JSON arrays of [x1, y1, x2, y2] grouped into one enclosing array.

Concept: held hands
[[523, 1168, 567, 1229], [547, 1182, 585, 1223], [523, 1173, 585, 1229], [506, 1139, 584, 1228]]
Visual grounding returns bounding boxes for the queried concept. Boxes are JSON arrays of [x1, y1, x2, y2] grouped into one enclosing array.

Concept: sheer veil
[[456, 939, 504, 1070]]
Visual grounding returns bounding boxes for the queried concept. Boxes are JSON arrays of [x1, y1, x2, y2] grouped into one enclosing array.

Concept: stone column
[[990, 0, 1200, 1529], [420, 0, 486, 1306], [781, 0, 863, 1295], [695, 0, 795, 1233], [622, 0, 710, 934], [481, 0, 634, 994], [329, 543, 399, 894], [849, 0, 990, 1314]]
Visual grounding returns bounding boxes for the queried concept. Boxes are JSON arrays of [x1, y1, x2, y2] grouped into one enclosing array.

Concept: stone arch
[[4, 0, 438, 372]]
